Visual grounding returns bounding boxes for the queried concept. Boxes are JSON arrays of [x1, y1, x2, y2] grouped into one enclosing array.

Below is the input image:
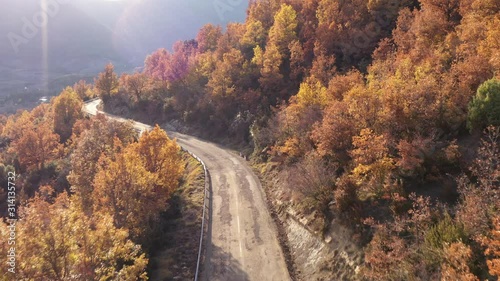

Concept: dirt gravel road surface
[[84, 99, 291, 281]]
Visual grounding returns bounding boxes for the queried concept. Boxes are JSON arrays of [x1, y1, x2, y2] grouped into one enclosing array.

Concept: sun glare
[[41, 0, 49, 94]]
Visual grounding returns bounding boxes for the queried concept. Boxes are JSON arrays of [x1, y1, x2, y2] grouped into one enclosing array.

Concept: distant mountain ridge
[[0, 0, 247, 101]]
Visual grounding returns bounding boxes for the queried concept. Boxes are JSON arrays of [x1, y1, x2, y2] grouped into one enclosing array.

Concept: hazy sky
[[0, 0, 248, 98], [1, 0, 248, 65]]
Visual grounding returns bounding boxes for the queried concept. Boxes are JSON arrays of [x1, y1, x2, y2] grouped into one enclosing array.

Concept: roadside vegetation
[[0, 92, 196, 279], [148, 154, 205, 281]]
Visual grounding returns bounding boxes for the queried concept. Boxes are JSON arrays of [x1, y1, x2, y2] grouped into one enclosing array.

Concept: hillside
[[0, 0, 499, 280], [0, 1, 126, 100], [99, 0, 500, 279]]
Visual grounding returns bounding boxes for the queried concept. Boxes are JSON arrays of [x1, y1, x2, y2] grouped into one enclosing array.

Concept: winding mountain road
[[83, 99, 291, 281]]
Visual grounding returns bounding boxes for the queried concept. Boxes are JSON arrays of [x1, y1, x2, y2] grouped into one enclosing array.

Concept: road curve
[[83, 99, 291, 281]]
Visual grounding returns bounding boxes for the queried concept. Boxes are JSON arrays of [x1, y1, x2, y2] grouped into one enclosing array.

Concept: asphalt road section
[[84, 99, 291, 281]]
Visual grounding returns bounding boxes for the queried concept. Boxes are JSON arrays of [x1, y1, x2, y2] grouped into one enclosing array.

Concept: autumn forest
[[1, 0, 500, 280]]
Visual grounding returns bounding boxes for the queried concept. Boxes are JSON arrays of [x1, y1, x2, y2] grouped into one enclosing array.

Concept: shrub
[[467, 78, 500, 131], [423, 213, 467, 269], [425, 213, 467, 250], [334, 176, 359, 215]]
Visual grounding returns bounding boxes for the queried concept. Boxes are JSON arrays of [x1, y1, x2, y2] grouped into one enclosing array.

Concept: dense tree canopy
[[8, 121, 60, 171], [1, 0, 499, 279], [67, 115, 137, 212], [100, 0, 495, 279], [1, 90, 184, 280], [0, 192, 148, 280]]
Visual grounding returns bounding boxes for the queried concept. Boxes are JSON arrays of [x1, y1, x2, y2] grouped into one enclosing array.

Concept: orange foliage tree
[[441, 242, 479, 281], [8, 121, 60, 171], [68, 115, 137, 213], [73, 79, 94, 100], [481, 217, 500, 278], [92, 127, 184, 240], [2, 110, 34, 141], [94, 63, 119, 102], [92, 140, 159, 239], [120, 72, 150, 104]]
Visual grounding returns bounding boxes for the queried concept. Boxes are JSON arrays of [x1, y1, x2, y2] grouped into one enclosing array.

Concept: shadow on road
[[204, 243, 250, 281], [201, 170, 248, 281]]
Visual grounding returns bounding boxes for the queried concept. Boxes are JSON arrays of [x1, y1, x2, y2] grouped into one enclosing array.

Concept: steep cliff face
[[257, 164, 363, 281], [285, 214, 362, 281]]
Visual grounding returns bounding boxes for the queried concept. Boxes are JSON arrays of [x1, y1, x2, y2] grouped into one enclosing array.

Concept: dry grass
[[148, 153, 205, 281]]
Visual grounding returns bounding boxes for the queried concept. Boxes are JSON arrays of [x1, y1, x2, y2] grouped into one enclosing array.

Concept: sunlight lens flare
[[41, 0, 49, 94]]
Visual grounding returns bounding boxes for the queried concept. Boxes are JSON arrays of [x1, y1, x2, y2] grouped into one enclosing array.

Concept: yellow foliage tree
[[350, 128, 395, 195], [68, 116, 137, 213], [241, 19, 266, 49], [73, 80, 94, 100], [1, 191, 148, 280], [132, 125, 184, 192], [93, 142, 159, 239], [93, 127, 184, 239], [268, 4, 298, 54], [52, 87, 83, 142], [296, 79, 328, 108], [207, 48, 244, 97], [120, 72, 149, 104]]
